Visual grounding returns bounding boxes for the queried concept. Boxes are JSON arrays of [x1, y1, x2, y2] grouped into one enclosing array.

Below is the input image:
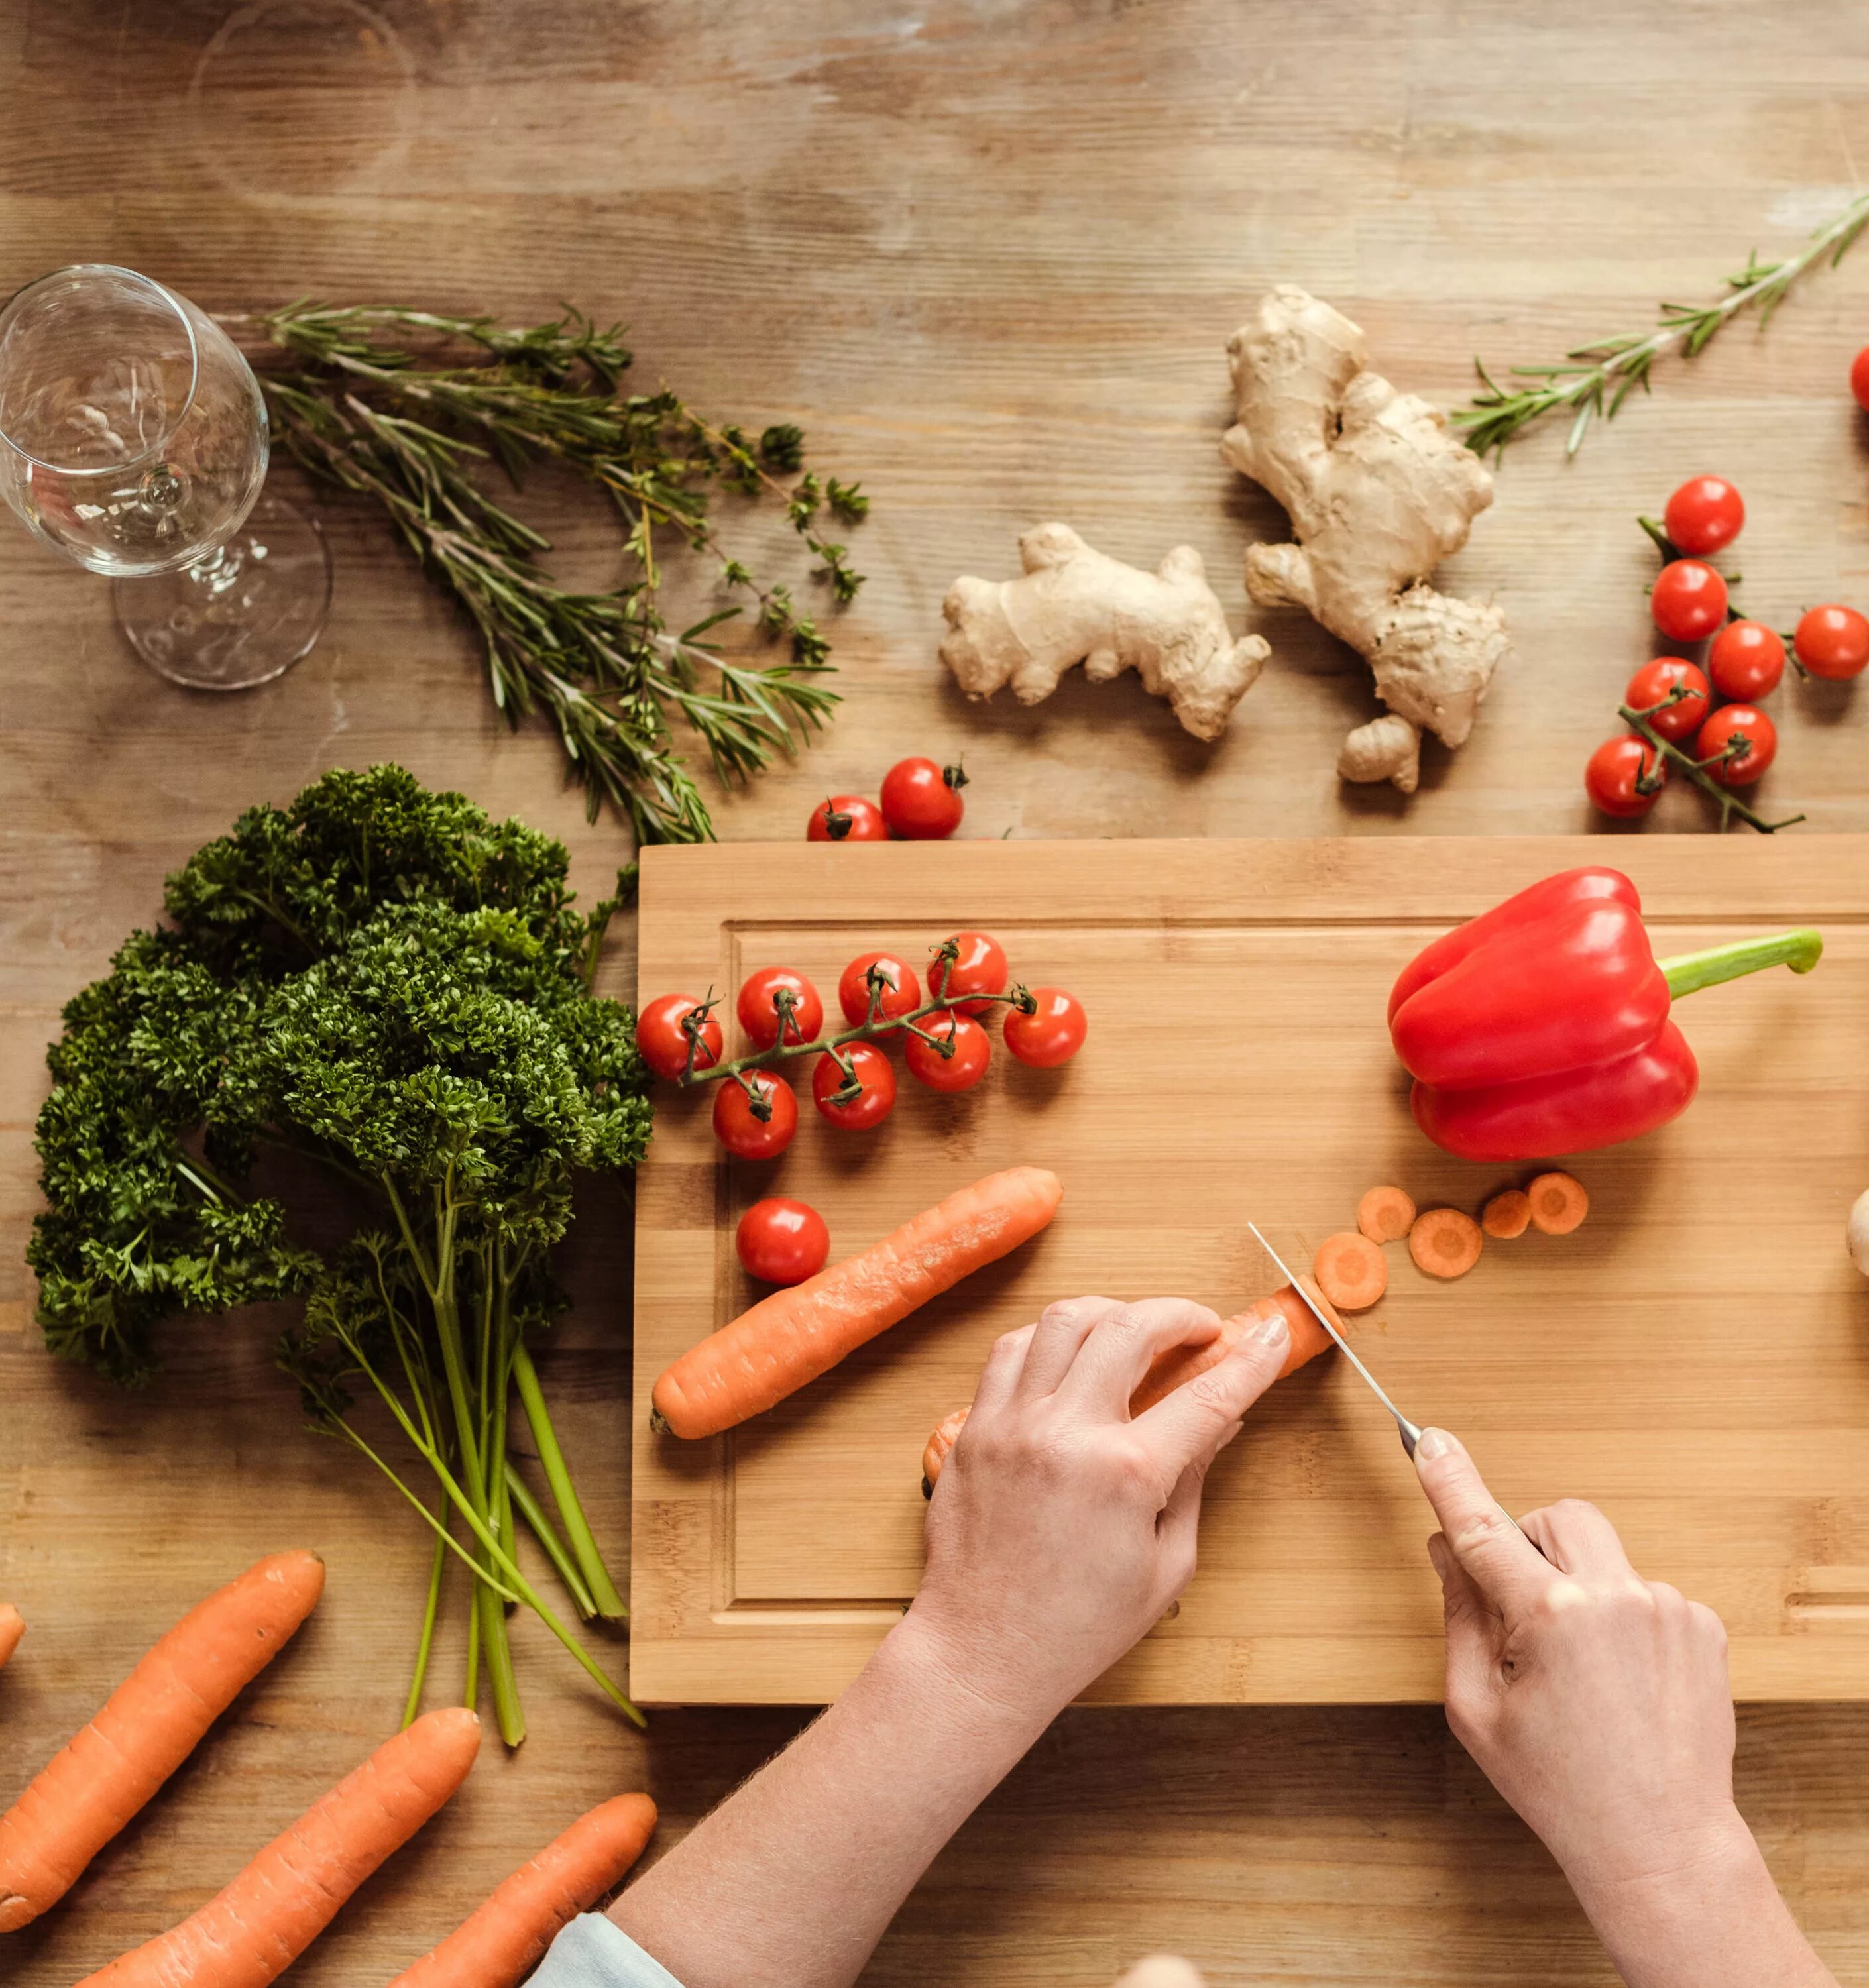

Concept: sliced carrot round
[[1527, 1171, 1589, 1235], [1481, 1189, 1530, 1239], [1408, 1207, 1483, 1279], [1355, 1186, 1416, 1245], [1313, 1231, 1388, 1311]]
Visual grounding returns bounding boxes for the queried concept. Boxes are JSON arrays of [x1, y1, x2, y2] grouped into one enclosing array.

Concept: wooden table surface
[[5, 3, 1869, 1983]]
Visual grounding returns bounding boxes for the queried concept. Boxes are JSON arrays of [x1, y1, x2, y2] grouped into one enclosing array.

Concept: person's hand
[[907, 1296, 1290, 1729], [1413, 1427, 1744, 1898]]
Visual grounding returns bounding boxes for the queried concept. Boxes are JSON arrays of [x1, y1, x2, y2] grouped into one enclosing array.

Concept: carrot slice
[[1527, 1171, 1589, 1235], [0, 1606, 22, 1673], [1408, 1207, 1483, 1279], [1481, 1189, 1530, 1239], [1355, 1186, 1416, 1245], [1313, 1232, 1388, 1311]]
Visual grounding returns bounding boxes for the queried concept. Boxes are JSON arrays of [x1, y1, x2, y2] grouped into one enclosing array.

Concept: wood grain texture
[[8, 0, 1869, 1981]]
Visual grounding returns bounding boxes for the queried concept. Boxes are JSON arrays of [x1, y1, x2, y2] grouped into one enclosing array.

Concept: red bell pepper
[[1390, 865, 1822, 1162]]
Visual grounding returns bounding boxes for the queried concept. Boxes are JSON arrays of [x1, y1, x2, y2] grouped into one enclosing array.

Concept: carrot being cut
[[653, 1166, 1064, 1439], [76, 1706, 481, 1988], [1527, 1170, 1590, 1235], [388, 1793, 657, 1988], [1481, 1189, 1531, 1239], [1408, 1207, 1483, 1279], [0, 1550, 325, 1932], [1313, 1232, 1387, 1311], [1355, 1186, 1416, 1246], [0, 1605, 23, 1672]]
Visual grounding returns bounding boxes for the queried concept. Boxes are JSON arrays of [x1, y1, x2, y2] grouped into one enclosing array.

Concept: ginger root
[[940, 523, 1269, 742], [1338, 712, 1421, 795], [1221, 287, 1507, 787]]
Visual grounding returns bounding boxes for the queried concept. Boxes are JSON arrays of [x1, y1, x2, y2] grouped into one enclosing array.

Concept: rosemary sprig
[[1457, 191, 1869, 459], [234, 303, 868, 843]]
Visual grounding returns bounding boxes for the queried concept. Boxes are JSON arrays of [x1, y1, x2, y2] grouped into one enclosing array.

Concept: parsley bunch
[[30, 766, 652, 1741]]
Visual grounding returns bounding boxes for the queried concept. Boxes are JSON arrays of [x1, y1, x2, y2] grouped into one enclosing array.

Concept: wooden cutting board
[[630, 835, 1869, 1706]]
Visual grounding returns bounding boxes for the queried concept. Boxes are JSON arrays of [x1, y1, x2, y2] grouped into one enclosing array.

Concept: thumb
[[1428, 1529, 1499, 1699]]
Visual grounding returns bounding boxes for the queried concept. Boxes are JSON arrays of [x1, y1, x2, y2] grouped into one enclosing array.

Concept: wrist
[[1563, 1799, 1754, 1906], [883, 1604, 1066, 1753]]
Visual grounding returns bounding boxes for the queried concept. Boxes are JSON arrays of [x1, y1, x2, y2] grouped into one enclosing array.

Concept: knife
[[1247, 1221, 1423, 1457]]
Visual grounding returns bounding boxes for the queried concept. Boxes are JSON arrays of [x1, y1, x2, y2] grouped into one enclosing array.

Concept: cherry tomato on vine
[[1793, 603, 1869, 680], [1707, 619, 1785, 702], [807, 795, 887, 843], [636, 993, 722, 1080], [1851, 347, 1869, 412], [712, 1070, 797, 1159], [1003, 987, 1088, 1068], [736, 1196, 830, 1286], [812, 1042, 897, 1129], [880, 757, 967, 840], [904, 1011, 991, 1093], [1651, 560, 1728, 643], [736, 967, 824, 1050], [1584, 736, 1666, 819], [931, 930, 1008, 1017], [1662, 476, 1745, 557], [1694, 704, 1777, 787], [837, 950, 921, 1030], [1622, 659, 1709, 742]]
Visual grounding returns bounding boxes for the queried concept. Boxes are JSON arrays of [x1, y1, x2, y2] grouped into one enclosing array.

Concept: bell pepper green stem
[[1660, 928, 1823, 999]]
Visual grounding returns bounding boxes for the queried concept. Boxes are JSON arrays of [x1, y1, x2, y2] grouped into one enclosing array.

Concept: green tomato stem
[[1660, 928, 1824, 999]]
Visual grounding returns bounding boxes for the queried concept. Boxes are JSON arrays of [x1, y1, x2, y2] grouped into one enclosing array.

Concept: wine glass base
[[111, 493, 331, 691]]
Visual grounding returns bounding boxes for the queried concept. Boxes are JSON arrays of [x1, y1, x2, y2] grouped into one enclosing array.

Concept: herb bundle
[[30, 766, 653, 1741], [235, 303, 869, 845]]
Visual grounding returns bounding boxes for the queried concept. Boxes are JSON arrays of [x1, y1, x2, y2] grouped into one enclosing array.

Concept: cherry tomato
[[1584, 736, 1666, 819], [1793, 603, 1869, 680], [1650, 559, 1728, 642], [1003, 987, 1088, 1068], [837, 950, 921, 1030], [712, 1070, 797, 1159], [1622, 659, 1709, 742], [736, 1196, 831, 1286], [1707, 619, 1785, 702], [1694, 704, 1777, 787], [880, 757, 966, 840], [904, 1011, 991, 1092], [736, 967, 824, 1050], [1852, 347, 1869, 412], [929, 930, 1008, 1017], [812, 1043, 897, 1129], [807, 795, 887, 842], [636, 993, 722, 1081], [1662, 476, 1745, 557]]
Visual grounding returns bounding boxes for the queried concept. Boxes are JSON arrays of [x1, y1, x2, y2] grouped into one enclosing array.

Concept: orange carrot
[[923, 1285, 1337, 1493], [1481, 1189, 1531, 1239], [1355, 1186, 1416, 1246], [0, 1551, 325, 1932], [653, 1166, 1064, 1439], [388, 1793, 657, 1988], [1409, 1207, 1483, 1279], [1527, 1171, 1589, 1235], [0, 1606, 22, 1673], [1313, 1232, 1387, 1311], [76, 1707, 481, 1988]]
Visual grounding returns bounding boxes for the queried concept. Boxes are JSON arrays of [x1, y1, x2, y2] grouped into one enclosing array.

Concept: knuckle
[[1185, 1367, 1241, 1417], [1449, 1506, 1514, 1557]]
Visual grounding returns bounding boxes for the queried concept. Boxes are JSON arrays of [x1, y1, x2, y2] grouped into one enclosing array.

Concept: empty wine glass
[[0, 264, 329, 690]]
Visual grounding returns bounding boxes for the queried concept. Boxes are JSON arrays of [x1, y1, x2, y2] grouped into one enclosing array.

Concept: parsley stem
[[511, 1337, 627, 1621]]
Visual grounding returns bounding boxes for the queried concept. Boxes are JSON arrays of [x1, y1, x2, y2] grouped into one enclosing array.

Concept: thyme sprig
[[1457, 191, 1869, 459]]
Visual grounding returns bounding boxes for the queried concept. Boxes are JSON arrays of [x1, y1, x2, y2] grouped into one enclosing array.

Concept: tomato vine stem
[[1618, 692, 1804, 834]]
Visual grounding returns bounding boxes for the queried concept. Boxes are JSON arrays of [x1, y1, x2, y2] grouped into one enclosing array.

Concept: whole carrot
[[653, 1166, 1064, 1439], [76, 1706, 482, 1988], [387, 1793, 657, 1988], [0, 1604, 23, 1672], [0, 1550, 325, 1931]]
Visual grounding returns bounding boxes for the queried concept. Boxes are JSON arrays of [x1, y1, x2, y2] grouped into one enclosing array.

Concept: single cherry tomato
[[904, 1011, 991, 1092], [736, 967, 824, 1050], [1651, 559, 1728, 642], [1003, 987, 1088, 1068], [1793, 603, 1869, 680], [1584, 736, 1666, 819], [880, 757, 967, 840], [1694, 704, 1777, 787], [712, 1070, 797, 1159], [1851, 347, 1869, 412], [1622, 658, 1709, 742], [929, 930, 1008, 1017], [812, 1042, 897, 1129], [837, 950, 921, 1030], [636, 993, 722, 1081], [736, 1196, 831, 1286], [1707, 619, 1785, 702], [1662, 476, 1745, 557], [807, 795, 887, 842]]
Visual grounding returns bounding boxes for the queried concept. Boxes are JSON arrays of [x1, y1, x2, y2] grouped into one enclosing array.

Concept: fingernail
[[1247, 1311, 1290, 1349], [1414, 1426, 1451, 1461]]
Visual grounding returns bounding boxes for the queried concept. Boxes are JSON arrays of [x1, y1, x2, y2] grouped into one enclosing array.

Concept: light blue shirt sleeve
[[526, 1912, 687, 1988]]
